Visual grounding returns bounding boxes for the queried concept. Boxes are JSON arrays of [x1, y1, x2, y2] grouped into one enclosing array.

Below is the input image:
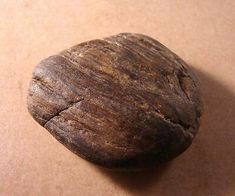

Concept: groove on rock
[[43, 98, 84, 127], [153, 106, 191, 132], [177, 72, 191, 101]]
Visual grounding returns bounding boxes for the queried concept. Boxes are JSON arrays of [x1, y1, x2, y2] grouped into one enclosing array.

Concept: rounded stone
[[27, 33, 203, 170]]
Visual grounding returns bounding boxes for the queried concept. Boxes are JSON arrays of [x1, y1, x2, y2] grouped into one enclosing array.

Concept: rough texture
[[27, 33, 203, 170]]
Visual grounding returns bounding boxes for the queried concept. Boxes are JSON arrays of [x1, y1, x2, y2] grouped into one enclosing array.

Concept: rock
[[27, 33, 203, 170]]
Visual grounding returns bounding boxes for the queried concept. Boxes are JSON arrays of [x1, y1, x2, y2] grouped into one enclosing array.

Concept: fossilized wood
[[27, 33, 203, 170]]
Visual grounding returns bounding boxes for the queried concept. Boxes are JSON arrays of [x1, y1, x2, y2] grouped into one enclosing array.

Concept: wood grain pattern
[[27, 33, 202, 170]]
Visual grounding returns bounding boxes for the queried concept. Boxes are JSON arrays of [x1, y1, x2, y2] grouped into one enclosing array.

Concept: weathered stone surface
[[27, 33, 203, 170]]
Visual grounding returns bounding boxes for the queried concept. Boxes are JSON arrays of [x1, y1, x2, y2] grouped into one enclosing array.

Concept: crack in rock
[[43, 98, 84, 127]]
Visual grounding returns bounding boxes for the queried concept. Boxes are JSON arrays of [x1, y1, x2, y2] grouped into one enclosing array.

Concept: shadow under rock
[[96, 67, 235, 196], [98, 162, 171, 194]]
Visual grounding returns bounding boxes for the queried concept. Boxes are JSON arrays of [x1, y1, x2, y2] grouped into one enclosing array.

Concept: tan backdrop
[[0, 0, 235, 195]]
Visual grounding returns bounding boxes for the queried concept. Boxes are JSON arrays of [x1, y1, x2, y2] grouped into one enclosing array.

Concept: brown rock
[[27, 33, 203, 170]]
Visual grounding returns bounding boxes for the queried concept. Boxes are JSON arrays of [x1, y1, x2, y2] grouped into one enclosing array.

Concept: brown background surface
[[0, 0, 235, 195]]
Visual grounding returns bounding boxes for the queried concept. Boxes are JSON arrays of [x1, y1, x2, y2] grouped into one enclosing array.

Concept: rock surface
[[27, 33, 203, 170]]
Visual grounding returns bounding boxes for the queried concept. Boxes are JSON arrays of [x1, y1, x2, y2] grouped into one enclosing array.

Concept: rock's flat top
[[28, 33, 202, 169]]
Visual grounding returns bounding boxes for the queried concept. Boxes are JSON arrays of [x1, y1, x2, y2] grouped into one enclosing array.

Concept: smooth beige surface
[[0, 0, 235, 195]]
